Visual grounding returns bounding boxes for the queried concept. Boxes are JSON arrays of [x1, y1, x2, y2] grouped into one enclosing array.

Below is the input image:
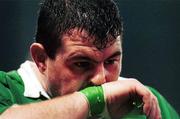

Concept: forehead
[[62, 28, 121, 49], [57, 28, 122, 61]]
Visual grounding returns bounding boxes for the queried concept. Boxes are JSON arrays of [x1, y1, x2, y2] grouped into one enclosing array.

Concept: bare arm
[[0, 79, 161, 119], [0, 92, 88, 119]]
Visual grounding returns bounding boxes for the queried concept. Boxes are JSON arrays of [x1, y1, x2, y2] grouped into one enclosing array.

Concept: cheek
[[48, 79, 62, 97], [106, 62, 122, 82], [48, 72, 86, 97]]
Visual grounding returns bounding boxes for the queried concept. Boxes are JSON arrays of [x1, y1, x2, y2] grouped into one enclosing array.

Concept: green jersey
[[0, 70, 179, 119]]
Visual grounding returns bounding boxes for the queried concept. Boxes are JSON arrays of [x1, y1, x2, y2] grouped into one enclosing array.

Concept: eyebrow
[[67, 50, 122, 63], [66, 52, 96, 63], [107, 51, 122, 59]]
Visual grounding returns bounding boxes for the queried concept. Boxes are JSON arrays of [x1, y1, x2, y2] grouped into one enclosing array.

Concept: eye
[[104, 59, 116, 65], [74, 61, 92, 70]]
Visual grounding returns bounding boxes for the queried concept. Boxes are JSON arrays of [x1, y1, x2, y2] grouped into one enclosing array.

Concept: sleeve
[[0, 71, 15, 114], [148, 86, 180, 119]]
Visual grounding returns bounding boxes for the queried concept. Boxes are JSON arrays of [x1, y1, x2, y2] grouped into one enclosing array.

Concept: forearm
[[0, 92, 88, 119]]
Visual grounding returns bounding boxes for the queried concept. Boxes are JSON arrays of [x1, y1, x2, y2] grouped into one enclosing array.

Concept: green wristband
[[80, 86, 105, 116]]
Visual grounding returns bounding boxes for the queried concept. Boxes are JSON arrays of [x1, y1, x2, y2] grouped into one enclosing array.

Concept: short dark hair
[[35, 0, 123, 59]]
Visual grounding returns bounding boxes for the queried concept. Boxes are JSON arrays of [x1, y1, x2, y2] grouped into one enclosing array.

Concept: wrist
[[75, 92, 89, 118], [80, 86, 105, 117]]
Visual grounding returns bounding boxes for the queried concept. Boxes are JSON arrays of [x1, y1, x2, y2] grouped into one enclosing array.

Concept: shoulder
[[0, 70, 24, 87], [0, 70, 24, 97], [0, 70, 24, 113]]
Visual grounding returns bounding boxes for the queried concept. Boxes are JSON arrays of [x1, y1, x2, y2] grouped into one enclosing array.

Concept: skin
[[0, 28, 161, 119], [31, 28, 161, 118], [36, 28, 122, 97]]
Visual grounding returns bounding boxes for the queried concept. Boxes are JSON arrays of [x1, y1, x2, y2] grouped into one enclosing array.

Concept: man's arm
[[0, 92, 89, 119], [0, 79, 161, 119]]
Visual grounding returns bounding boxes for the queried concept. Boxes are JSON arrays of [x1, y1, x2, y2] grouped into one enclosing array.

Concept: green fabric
[[0, 71, 179, 119], [0, 71, 46, 113], [121, 87, 180, 119], [148, 86, 180, 119]]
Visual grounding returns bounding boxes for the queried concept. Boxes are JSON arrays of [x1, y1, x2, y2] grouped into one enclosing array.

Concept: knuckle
[[151, 94, 159, 106], [153, 96, 158, 103], [156, 114, 162, 119], [145, 90, 151, 98], [143, 104, 151, 115], [129, 78, 140, 84]]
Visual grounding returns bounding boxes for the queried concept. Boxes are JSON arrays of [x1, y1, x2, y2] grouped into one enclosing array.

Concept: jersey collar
[[17, 60, 50, 99]]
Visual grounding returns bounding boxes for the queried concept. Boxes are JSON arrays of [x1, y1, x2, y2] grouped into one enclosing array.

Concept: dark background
[[0, 0, 180, 113]]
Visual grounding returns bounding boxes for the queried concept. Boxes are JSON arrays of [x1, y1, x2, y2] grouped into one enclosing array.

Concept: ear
[[30, 43, 48, 73]]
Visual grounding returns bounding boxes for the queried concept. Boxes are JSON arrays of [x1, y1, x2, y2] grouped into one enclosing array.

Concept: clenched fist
[[102, 78, 162, 119]]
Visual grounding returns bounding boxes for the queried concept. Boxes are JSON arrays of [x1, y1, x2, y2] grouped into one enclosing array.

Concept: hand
[[102, 78, 161, 119]]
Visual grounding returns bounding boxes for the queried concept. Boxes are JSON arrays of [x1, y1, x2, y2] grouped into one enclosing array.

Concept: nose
[[90, 64, 106, 85]]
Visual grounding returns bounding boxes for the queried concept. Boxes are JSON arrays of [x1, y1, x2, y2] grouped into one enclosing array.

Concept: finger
[[154, 98, 162, 119], [131, 81, 152, 115], [143, 93, 151, 117], [125, 79, 151, 116], [149, 97, 157, 119], [124, 79, 161, 119], [137, 89, 156, 117], [156, 105, 162, 119], [149, 96, 162, 119]]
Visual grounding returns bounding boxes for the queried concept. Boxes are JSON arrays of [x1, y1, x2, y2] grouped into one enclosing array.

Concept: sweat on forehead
[[63, 28, 119, 49]]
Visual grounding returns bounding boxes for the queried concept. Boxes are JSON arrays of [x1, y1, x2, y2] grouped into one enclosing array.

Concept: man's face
[[45, 28, 122, 97]]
